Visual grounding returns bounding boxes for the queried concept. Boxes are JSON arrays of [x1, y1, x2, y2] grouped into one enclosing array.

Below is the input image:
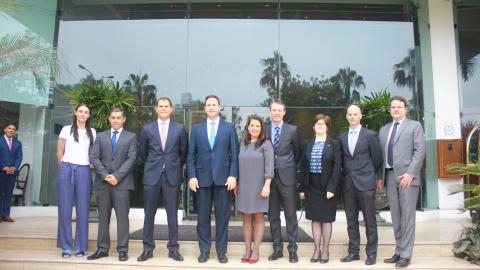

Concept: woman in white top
[[56, 104, 96, 258]]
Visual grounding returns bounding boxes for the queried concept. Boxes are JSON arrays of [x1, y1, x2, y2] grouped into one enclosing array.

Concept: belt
[[385, 168, 393, 171]]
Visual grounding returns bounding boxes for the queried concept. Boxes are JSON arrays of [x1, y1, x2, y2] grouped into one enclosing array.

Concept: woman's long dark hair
[[71, 104, 94, 146], [243, 114, 267, 149]]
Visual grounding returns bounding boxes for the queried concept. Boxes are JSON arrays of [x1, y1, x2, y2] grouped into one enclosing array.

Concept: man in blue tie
[[89, 108, 137, 262], [187, 95, 239, 264], [265, 99, 301, 263], [0, 123, 23, 222], [377, 96, 425, 268]]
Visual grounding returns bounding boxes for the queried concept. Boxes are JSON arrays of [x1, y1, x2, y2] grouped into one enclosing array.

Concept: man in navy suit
[[137, 97, 188, 262], [338, 105, 382, 265], [0, 123, 23, 222], [187, 95, 239, 264]]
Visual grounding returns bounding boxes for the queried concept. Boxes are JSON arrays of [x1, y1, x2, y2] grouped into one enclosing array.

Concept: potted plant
[[448, 162, 480, 265]]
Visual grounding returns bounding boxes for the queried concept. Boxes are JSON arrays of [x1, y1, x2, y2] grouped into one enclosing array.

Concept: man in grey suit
[[88, 107, 138, 262], [266, 99, 301, 263], [377, 96, 425, 268], [137, 97, 188, 262], [338, 104, 382, 265]]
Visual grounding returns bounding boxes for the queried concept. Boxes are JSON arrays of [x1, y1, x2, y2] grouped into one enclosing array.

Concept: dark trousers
[[268, 171, 298, 252], [343, 187, 377, 257], [56, 162, 91, 253], [0, 173, 16, 217], [96, 187, 130, 253], [196, 185, 231, 255], [142, 173, 180, 252]]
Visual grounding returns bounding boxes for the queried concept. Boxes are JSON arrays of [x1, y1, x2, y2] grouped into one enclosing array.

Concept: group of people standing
[[52, 93, 424, 269]]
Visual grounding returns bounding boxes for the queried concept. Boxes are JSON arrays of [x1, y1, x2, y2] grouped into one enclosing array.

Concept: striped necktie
[[273, 126, 280, 150]]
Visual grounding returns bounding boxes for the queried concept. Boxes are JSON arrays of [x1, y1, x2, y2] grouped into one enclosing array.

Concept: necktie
[[348, 130, 356, 155], [111, 130, 118, 153], [160, 121, 167, 150], [273, 126, 280, 150], [209, 122, 216, 148], [387, 122, 399, 167], [7, 137, 12, 150]]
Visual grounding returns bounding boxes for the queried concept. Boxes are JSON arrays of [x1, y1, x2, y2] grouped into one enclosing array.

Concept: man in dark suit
[[266, 99, 301, 263], [88, 108, 137, 262], [377, 96, 425, 268], [0, 123, 23, 222], [187, 95, 239, 264], [338, 104, 382, 265], [137, 97, 188, 262]]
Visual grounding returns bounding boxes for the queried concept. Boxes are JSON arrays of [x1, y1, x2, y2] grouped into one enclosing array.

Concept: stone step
[[0, 236, 453, 258], [0, 250, 476, 270]]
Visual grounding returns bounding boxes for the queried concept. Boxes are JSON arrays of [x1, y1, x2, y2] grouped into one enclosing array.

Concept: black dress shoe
[[395, 257, 410, 268], [268, 250, 283, 261], [119, 251, 128, 261], [87, 250, 108, 260], [218, 253, 228, 263], [288, 251, 298, 263], [384, 254, 401, 263], [137, 250, 153, 262], [168, 250, 184, 261], [365, 255, 376, 265], [198, 252, 209, 263], [340, 253, 360, 262]]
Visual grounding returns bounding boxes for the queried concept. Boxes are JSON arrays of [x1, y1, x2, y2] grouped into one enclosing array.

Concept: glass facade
[[2, 0, 428, 213]]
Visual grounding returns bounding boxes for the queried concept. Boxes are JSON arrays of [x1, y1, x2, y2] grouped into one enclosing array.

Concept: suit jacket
[[187, 119, 239, 187], [91, 129, 138, 190], [266, 122, 301, 186], [339, 127, 383, 192], [0, 136, 23, 176], [378, 118, 426, 186], [300, 138, 341, 194], [138, 119, 188, 186]]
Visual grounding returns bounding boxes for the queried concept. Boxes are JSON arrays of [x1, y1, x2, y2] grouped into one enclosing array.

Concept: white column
[[428, 0, 463, 209]]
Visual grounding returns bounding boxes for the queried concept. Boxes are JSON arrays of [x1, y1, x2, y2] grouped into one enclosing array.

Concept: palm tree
[[0, 2, 57, 91], [330, 67, 365, 105], [393, 48, 416, 91], [260, 50, 291, 99], [123, 73, 157, 128]]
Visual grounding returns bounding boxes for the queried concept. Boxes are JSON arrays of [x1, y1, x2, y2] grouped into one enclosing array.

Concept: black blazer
[[338, 127, 383, 192], [300, 138, 341, 194]]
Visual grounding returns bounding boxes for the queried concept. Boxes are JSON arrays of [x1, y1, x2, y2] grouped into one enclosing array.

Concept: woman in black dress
[[299, 114, 341, 263]]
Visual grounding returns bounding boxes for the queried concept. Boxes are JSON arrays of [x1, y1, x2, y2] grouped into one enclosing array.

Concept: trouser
[[56, 162, 92, 253], [0, 173, 16, 217]]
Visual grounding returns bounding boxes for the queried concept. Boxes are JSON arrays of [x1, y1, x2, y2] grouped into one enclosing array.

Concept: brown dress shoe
[[1, 216, 14, 222]]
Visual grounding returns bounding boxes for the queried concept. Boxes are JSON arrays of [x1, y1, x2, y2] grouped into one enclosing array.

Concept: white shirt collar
[[207, 117, 220, 125], [157, 118, 170, 126], [349, 125, 362, 134], [111, 127, 123, 135]]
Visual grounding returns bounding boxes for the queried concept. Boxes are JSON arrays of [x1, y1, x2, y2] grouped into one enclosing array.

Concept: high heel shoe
[[248, 257, 259, 264], [319, 251, 329, 264], [310, 256, 320, 263], [241, 257, 250, 263]]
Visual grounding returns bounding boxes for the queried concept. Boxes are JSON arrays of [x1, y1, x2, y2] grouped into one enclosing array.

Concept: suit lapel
[[306, 139, 314, 160], [394, 119, 408, 144], [276, 123, 287, 150], [352, 128, 366, 156], [322, 138, 332, 161], [1, 136, 9, 152], [341, 133, 352, 158], [200, 121, 210, 149], [151, 121, 164, 153]]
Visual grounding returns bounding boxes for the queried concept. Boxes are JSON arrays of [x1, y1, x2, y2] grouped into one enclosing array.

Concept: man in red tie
[[0, 123, 23, 222]]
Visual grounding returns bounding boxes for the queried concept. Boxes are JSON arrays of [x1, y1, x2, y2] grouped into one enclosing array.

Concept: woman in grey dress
[[236, 115, 274, 264]]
